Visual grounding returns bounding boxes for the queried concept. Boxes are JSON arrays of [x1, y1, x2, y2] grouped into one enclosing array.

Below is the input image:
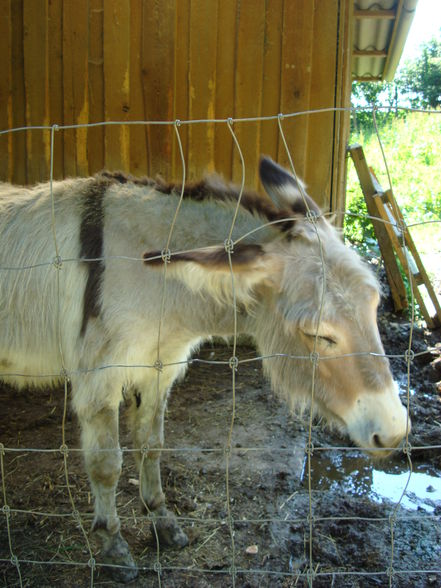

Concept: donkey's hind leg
[[79, 404, 138, 582], [128, 386, 189, 548]]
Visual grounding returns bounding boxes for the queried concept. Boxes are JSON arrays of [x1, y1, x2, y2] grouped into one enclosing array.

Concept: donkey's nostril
[[372, 434, 383, 448]]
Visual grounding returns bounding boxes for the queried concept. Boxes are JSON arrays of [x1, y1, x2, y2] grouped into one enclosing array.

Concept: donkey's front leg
[[128, 387, 188, 548], [80, 405, 138, 582]]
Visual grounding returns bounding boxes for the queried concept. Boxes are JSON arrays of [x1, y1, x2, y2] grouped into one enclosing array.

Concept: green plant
[[345, 112, 440, 322]]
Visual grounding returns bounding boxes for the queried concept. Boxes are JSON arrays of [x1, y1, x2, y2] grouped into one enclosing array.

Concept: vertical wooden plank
[[0, 0, 12, 181], [23, 0, 49, 183], [88, 0, 105, 175], [214, 0, 236, 181], [260, 0, 283, 167], [278, 0, 314, 180], [232, 0, 265, 188], [129, 0, 148, 175], [141, 0, 176, 178], [103, 0, 130, 171], [10, 0, 26, 184], [48, 0, 64, 179], [188, 0, 219, 180], [172, 0, 190, 179], [63, 0, 89, 177], [305, 0, 338, 207], [333, 0, 352, 220]]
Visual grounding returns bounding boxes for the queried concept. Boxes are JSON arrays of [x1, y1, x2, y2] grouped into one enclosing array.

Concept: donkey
[[0, 157, 409, 581]]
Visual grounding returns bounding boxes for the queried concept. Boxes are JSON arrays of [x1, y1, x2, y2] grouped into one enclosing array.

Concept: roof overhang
[[352, 0, 419, 82]]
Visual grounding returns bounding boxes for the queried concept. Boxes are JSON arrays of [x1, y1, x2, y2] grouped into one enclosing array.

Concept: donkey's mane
[[98, 170, 296, 233]]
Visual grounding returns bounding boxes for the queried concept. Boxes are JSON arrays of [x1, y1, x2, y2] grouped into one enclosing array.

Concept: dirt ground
[[0, 276, 440, 587]]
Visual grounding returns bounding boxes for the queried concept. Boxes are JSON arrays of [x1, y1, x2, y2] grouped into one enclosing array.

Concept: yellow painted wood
[[104, 0, 131, 172], [188, 0, 219, 179], [0, 0, 12, 181], [0, 0, 354, 214], [88, 0, 105, 175], [23, 0, 49, 184]]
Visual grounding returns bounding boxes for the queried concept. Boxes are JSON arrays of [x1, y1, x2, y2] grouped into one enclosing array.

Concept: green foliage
[[347, 113, 441, 227], [351, 32, 441, 134], [344, 189, 378, 256], [345, 113, 441, 320], [397, 36, 441, 109], [351, 81, 405, 136]]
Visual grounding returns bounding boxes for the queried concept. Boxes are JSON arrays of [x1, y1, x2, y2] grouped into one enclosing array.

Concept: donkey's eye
[[303, 332, 337, 347], [318, 335, 337, 346]]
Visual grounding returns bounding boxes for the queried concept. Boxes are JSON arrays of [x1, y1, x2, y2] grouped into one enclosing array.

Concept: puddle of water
[[307, 453, 441, 513], [371, 469, 441, 512]]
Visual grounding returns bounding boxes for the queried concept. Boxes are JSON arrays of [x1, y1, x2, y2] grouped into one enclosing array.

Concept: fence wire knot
[[72, 509, 81, 522], [88, 557, 96, 570], [306, 210, 319, 223], [154, 359, 163, 372], [60, 367, 70, 382], [387, 566, 395, 579], [278, 112, 285, 121], [306, 441, 314, 457], [161, 249, 171, 264], [229, 356, 239, 371], [404, 349, 415, 363], [52, 255, 63, 270], [310, 351, 320, 365], [10, 554, 19, 567], [153, 561, 162, 573], [224, 239, 234, 254], [59, 443, 69, 457], [174, 119, 181, 127], [306, 565, 316, 581], [402, 441, 412, 456], [2, 504, 10, 517], [396, 220, 407, 236]]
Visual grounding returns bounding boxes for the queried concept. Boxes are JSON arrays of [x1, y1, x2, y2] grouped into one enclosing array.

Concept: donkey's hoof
[[101, 533, 138, 583], [106, 561, 138, 584], [151, 506, 189, 548]]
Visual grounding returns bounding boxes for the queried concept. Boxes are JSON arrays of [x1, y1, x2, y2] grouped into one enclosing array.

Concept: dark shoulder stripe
[[80, 178, 109, 336]]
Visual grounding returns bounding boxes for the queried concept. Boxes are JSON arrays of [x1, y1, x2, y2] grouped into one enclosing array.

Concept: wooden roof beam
[[353, 49, 387, 57], [352, 75, 383, 82], [354, 9, 396, 19]]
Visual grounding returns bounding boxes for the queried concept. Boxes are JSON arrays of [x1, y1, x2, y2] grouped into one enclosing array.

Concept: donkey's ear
[[259, 156, 320, 216], [143, 244, 282, 303]]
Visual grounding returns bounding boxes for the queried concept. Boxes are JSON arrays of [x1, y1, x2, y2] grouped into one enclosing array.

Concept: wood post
[[349, 144, 441, 328]]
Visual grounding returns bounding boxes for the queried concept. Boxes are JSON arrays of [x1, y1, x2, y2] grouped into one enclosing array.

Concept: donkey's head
[[250, 157, 409, 455]]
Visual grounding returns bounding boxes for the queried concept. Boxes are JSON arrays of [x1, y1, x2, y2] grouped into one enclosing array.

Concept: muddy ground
[[0, 278, 440, 587]]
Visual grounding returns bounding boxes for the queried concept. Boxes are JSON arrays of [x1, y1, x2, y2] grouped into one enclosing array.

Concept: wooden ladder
[[348, 144, 441, 329]]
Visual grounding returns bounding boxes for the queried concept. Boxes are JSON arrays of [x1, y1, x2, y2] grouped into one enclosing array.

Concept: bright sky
[[401, 0, 441, 60]]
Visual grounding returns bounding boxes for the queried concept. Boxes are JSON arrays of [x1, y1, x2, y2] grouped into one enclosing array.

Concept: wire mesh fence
[[0, 106, 440, 587]]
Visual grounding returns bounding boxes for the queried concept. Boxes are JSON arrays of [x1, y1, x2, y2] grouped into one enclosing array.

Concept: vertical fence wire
[[278, 114, 330, 585], [223, 118, 248, 586], [138, 120, 188, 587], [371, 107, 417, 587], [49, 124, 96, 587], [0, 107, 440, 586]]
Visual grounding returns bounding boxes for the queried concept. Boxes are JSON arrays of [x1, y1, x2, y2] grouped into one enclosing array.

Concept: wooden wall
[[0, 0, 352, 212]]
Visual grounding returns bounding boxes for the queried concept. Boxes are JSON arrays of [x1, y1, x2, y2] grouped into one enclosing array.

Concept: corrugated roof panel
[[352, 0, 418, 82]]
